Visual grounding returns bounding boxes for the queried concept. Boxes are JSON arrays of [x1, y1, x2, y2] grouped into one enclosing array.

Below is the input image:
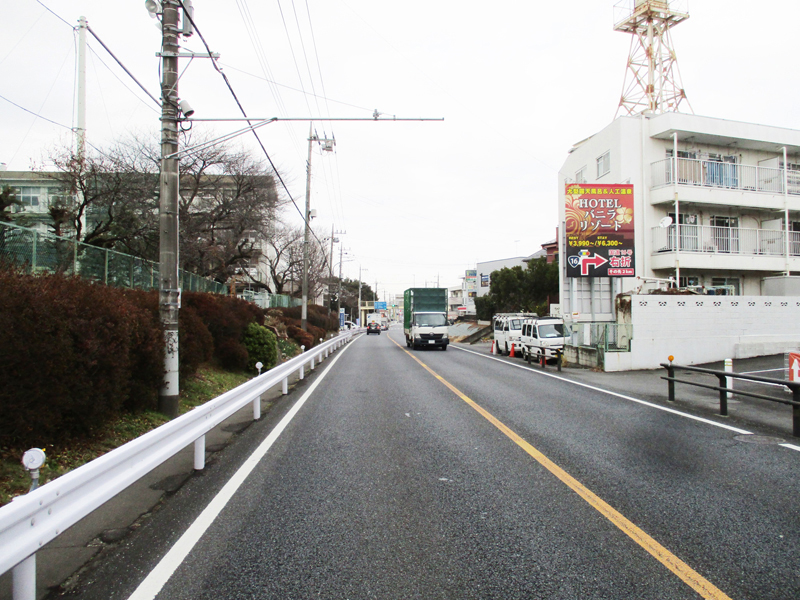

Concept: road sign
[[375, 301, 387, 310], [789, 352, 800, 382]]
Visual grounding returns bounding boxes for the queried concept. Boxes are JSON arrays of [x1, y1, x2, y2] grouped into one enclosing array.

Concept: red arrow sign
[[580, 253, 608, 276], [790, 353, 800, 382]]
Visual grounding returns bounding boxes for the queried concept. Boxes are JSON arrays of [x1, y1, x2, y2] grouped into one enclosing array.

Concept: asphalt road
[[51, 328, 800, 599]]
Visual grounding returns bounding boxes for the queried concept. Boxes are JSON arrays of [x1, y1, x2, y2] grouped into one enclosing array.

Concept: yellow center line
[[389, 336, 732, 600]]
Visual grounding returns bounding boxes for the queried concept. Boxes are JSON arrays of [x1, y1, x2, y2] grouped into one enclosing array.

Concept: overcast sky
[[3, 0, 800, 299]]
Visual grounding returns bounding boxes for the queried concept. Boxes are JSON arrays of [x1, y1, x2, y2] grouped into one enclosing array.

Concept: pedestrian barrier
[[661, 359, 800, 437], [0, 329, 360, 600]]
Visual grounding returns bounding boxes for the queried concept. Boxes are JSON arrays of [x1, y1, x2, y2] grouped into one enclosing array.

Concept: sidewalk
[[461, 341, 798, 441]]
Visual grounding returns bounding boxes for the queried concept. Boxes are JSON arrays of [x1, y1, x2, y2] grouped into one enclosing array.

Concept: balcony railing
[[652, 158, 800, 195], [652, 225, 800, 257]]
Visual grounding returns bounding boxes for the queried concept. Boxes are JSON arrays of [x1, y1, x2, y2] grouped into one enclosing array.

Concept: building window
[[596, 152, 610, 178], [14, 187, 41, 207], [679, 276, 700, 289], [575, 167, 587, 184], [710, 277, 740, 295]]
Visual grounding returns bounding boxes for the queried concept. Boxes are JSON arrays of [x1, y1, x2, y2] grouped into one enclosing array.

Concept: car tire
[[442, 345, 447, 351]]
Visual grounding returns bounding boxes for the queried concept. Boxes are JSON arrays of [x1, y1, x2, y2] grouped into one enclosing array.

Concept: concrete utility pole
[[301, 124, 334, 331], [328, 225, 336, 311], [158, 1, 181, 417], [76, 17, 87, 165]]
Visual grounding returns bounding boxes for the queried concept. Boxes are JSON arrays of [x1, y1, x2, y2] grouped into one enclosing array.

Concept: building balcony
[[650, 224, 800, 271], [650, 158, 800, 210]]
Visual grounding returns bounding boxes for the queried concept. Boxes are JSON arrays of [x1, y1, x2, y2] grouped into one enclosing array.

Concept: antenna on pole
[[613, 0, 692, 117]]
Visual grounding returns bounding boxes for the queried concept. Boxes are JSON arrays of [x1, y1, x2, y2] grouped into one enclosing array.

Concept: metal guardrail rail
[[0, 330, 360, 599], [661, 361, 800, 437]]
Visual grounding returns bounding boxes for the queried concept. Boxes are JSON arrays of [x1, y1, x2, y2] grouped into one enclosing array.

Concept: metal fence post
[[13, 553, 36, 600], [31, 229, 37, 271], [793, 385, 800, 438], [724, 358, 733, 403], [717, 374, 728, 416], [253, 395, 261, 420], [194, 435, 205, 470], [667, 364, 675, 402]]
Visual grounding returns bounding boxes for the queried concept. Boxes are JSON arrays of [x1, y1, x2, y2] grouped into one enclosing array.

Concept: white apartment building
[[558, 112, 800, 323]]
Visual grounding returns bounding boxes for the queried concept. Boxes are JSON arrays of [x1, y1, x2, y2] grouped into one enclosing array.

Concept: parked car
[[367, 322, 381, 335], [492, 313, 537, 355], [520, 316, 569, 362]]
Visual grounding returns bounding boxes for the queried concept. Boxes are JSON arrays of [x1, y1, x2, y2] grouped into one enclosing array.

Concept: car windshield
[[414, 314, 447, 327], [537, 323, 565, 338]]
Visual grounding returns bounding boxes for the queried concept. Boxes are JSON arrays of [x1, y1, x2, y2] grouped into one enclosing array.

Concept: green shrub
[[216, 338, 249, 371], [0, 270, 158, 447], [279, 304, 338, 331], [179, 304, 214, 377], [286, 324, 314, 350], [242, 323, 278, 372], [277, 338, 299, 359], [183, 292, 261, 367]]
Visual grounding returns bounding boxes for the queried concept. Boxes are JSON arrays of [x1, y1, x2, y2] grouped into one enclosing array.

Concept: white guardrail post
[[0, 330, 358, 598]]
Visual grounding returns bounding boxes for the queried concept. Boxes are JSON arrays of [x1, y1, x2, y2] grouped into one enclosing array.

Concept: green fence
[[0, 221, 227, 295]]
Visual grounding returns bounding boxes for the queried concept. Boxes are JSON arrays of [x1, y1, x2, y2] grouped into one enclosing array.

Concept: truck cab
[[404, 288, 449, 351]]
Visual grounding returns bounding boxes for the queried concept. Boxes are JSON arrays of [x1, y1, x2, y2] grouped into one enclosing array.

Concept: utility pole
[[328, 225, 336, 312], [337, 244, 344, 325], [157, 0, 181, 417], [76, 17, 87, 165], [301, 124, 334, 331]]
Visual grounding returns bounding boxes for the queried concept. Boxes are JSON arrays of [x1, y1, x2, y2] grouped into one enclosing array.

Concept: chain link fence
[[569, 322, 633, 352], [0, 221, 227, 294]]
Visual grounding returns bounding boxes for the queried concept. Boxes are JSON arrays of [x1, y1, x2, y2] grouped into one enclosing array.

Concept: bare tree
[[261, 221, 331, 299], [45, 133, 281, 282]]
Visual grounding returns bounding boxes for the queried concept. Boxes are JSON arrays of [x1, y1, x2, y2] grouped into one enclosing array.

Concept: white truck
[[404, 288, 449, 350], [519, 316, 570, 362], [492, 313, 537, 356]]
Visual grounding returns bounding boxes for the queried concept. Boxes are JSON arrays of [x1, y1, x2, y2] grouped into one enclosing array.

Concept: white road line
[[126, 339, 357, 600], [452, 345, 754, 435], [740, 368, 784, 375]]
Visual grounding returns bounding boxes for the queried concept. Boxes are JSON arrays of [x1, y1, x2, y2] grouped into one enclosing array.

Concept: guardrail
[[660, 361, 800, 437], [0, 329, 360, 600]]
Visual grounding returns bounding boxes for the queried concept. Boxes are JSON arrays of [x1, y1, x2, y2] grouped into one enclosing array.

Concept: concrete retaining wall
[[600, 295, 800, 371]]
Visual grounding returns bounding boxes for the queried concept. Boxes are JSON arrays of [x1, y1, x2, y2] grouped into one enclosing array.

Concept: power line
[[218, 63, 374, 112], [85, 26, 161, 108], [175, 0, 332, 268], [0, 94, 72, 130]]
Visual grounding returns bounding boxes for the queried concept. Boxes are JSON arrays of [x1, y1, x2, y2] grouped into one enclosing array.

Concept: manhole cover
[[734, 435, 785, 445]]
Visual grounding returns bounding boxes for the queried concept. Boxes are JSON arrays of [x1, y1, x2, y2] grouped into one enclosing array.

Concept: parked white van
[[520, 316, 570, 362], [492, 313, 537, 356]]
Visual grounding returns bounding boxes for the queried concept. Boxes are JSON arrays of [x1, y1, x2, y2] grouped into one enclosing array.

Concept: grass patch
[[0, 364, 251, 506]]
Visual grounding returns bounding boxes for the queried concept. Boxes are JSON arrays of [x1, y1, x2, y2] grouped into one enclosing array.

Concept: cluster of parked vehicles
[[492, 313, 569, 363]]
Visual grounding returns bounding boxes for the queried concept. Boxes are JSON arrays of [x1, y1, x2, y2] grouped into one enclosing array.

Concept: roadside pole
[[158, 1, 181, 417]]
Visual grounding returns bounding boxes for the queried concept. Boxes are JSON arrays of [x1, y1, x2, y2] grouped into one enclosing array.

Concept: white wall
[[606, 294, 800, 371]]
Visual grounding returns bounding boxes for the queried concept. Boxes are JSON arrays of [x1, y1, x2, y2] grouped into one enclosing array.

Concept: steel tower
[[614, 0, 692, 117]]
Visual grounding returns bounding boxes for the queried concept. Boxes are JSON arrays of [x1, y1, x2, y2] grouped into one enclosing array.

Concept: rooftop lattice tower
[[614, 0, 693, 117]]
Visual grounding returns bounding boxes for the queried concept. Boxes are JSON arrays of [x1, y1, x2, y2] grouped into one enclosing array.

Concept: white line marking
[[740, 368, 784, 375], [452, 345, 753, 435], [780, 443, 800, 452], [126, 340, 356, 600]]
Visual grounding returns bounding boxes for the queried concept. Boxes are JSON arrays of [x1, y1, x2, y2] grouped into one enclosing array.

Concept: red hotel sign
[[565, 184, 635, 278]]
